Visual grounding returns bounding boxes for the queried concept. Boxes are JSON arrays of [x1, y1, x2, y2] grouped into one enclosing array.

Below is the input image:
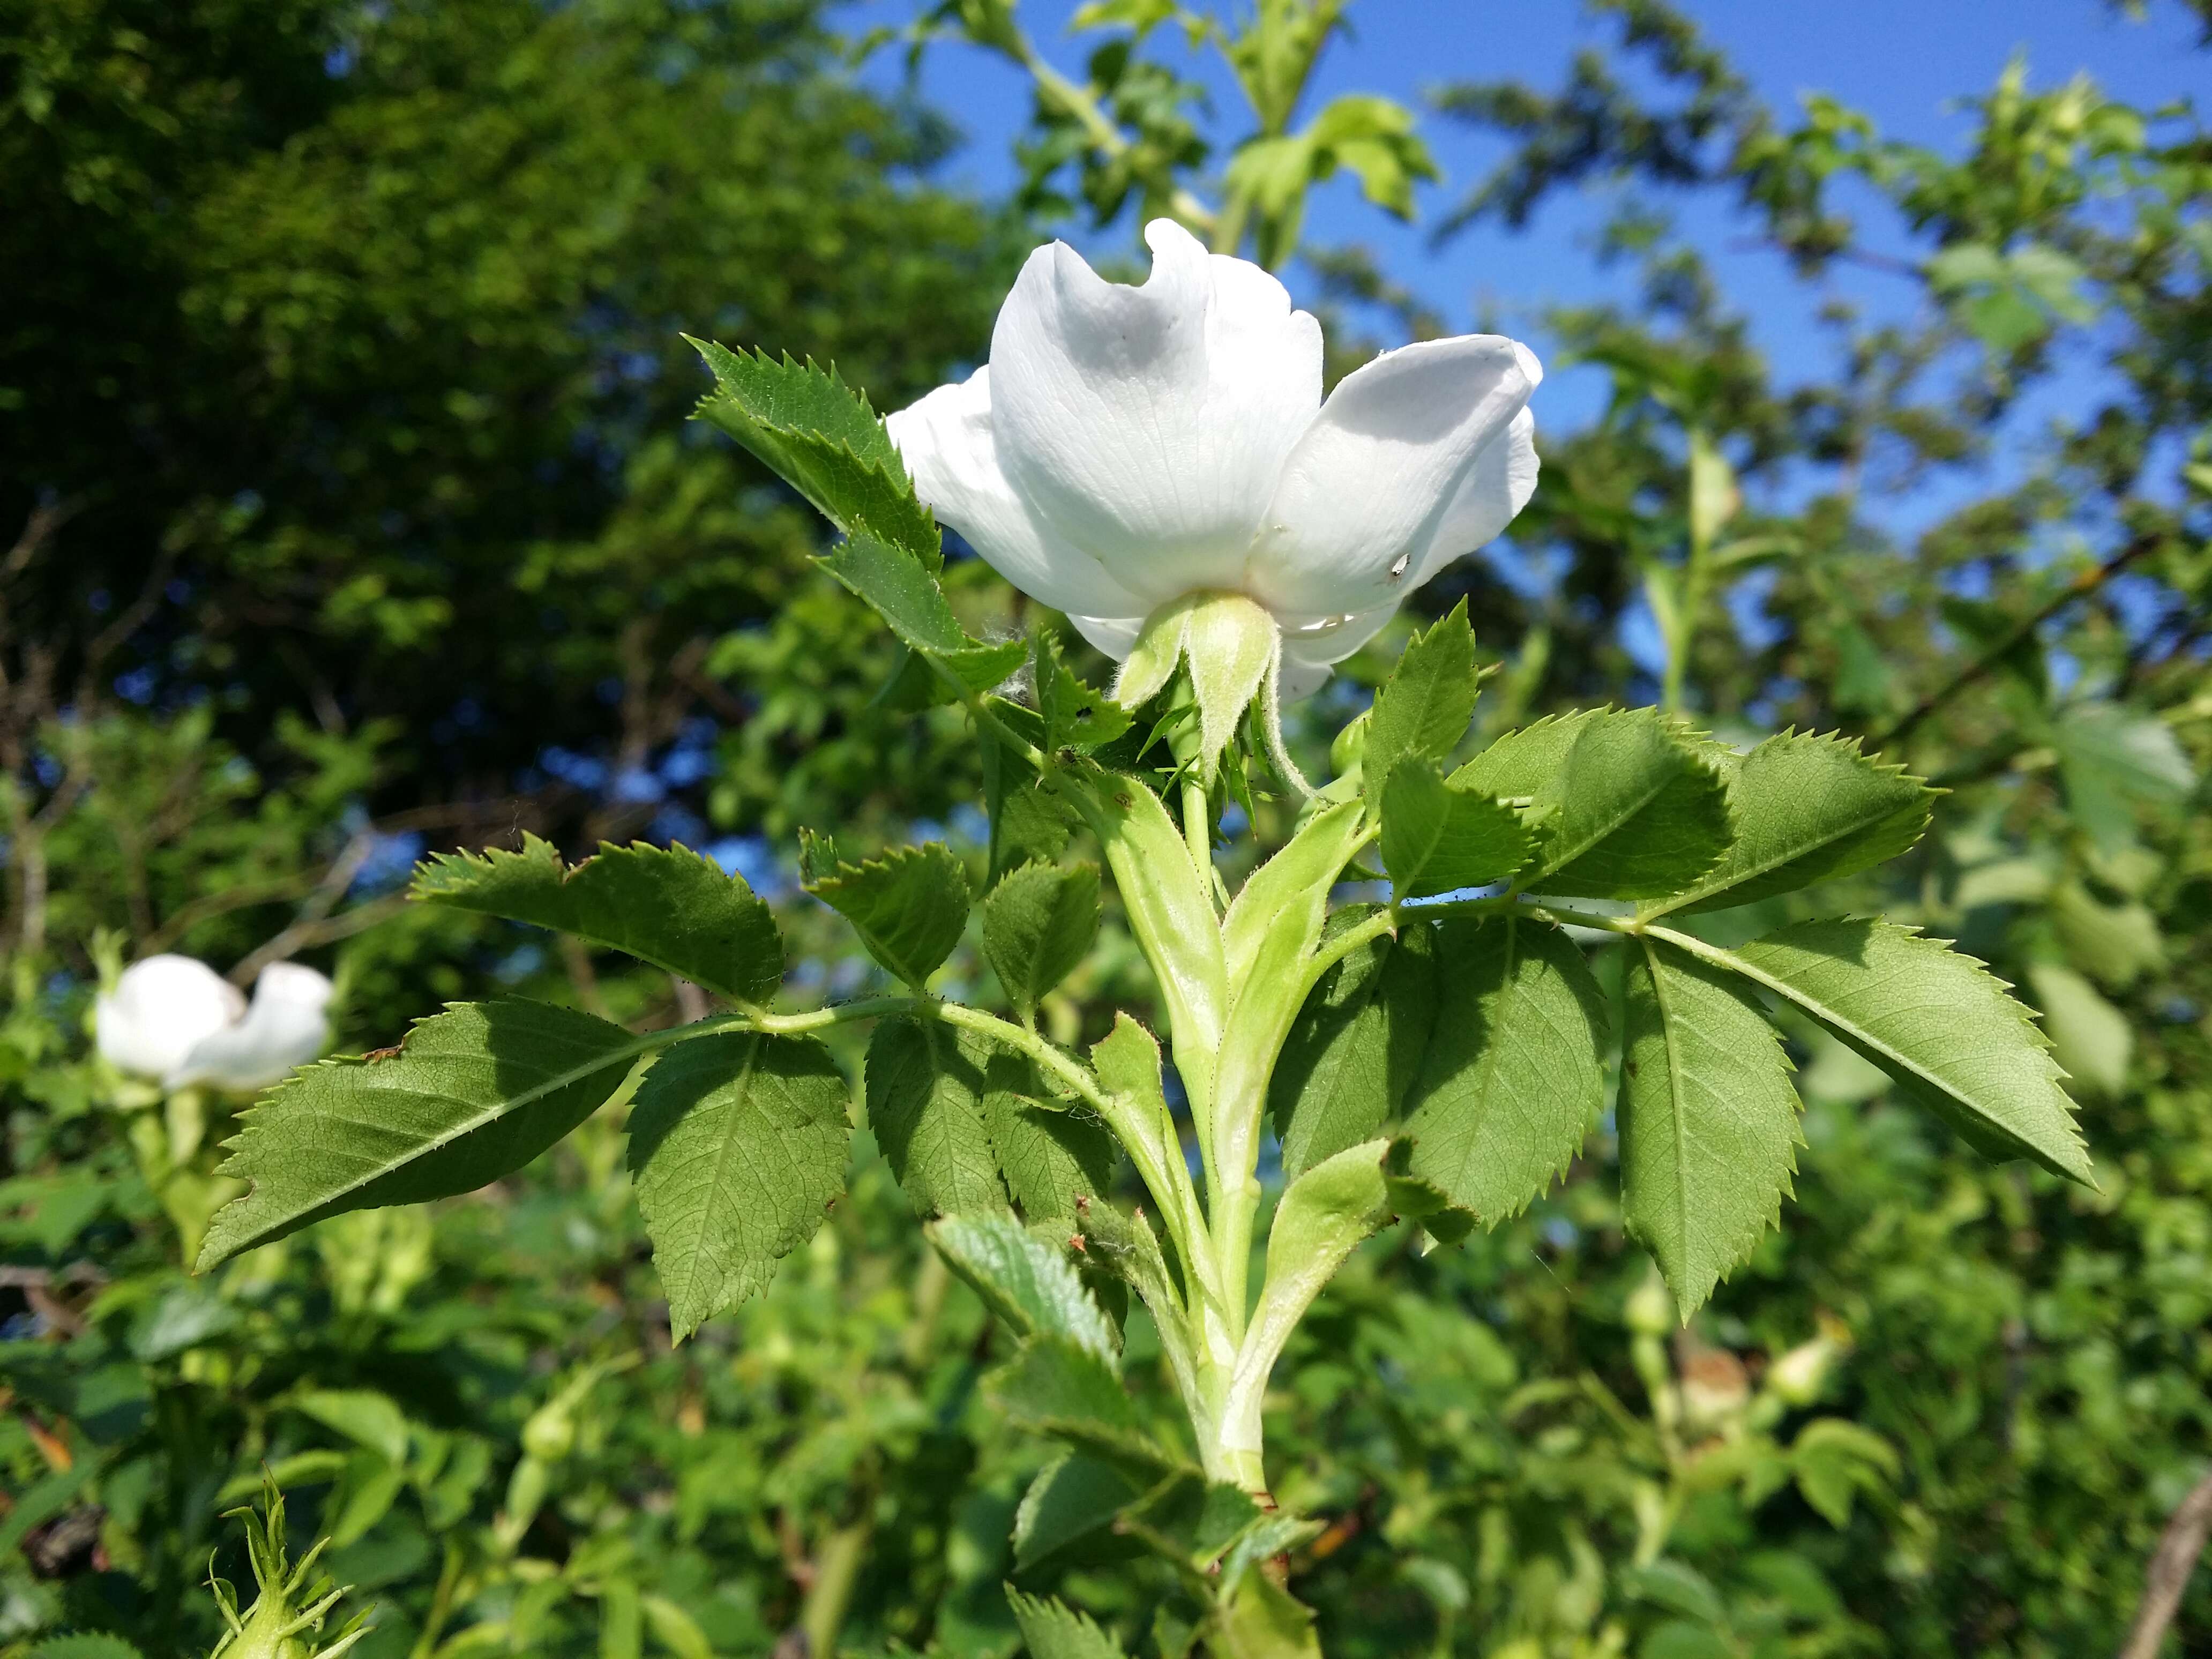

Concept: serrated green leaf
[[1379, 761, 1529, 899], [1363, 599, 1477, 813], [1640, 732, 1933, 918], [983, 861, 1101, 1026], [929, 1212, 1117, 1363], [411, 835, 783, 1007], [991, 1334, 1190, 1478], [1620, 937, 1803, 1314], [1692, 918, 2092, 1183], [864, 1017, 1005, 1216], [1013, 1453, 1143, 1572], [627, 1032, 849, 1337], [1006, 1589, 1130, 1659], [982, 1048, 1120, 1223], [814, 529, 972, 654], [1454, 709, 1731, 899], [2049, 880, 2163, 989], [804, 841, 971, 986], [1036, 632, 1134, 752], [686, 338, 939, 562], [1402, 916, 1608, 1222], [1269, 912, 1437, 1178], [197, 1000, 640, 1269]]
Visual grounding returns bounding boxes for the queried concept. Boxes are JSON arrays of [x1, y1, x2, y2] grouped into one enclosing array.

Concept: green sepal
[[410, 834, 783, 1008], [801, 836, 971, 987]]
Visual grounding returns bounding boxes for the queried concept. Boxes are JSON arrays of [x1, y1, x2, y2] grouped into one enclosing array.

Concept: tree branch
[[2118, 1464, 2212, 1659], [1869, 534, 2159, 750]]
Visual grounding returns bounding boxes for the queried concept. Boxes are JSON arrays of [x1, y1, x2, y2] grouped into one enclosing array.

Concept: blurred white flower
[[888, 217, 1540, 698], [97, 954, 334, 1092]]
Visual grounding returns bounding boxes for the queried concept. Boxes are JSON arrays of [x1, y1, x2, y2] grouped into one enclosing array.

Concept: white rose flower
[[886, 217, 1540, 704], [97, 954, 335, 1092]]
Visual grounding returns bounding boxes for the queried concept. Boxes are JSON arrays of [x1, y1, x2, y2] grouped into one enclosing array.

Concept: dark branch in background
[[1869, 534, 2160, 749], [2118, 1465, 2212, 1659]]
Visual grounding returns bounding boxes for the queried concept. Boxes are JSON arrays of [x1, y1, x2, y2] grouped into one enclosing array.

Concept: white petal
[[1248, 336, 1538, 617], [1275, 603, 1402, 701], [1065, 613, 1144, 660], [886, 368, 1147, 617], [989, 219, 1322, 609], [169, 962, 333, 1092], [95, 954, 245, 1081], [1409, 405, 1540, 588]]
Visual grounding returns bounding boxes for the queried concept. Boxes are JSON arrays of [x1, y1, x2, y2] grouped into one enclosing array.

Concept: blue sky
[[856, 0, 2203, 440]]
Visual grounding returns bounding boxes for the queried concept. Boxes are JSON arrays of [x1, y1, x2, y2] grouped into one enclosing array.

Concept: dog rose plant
[[193, 227, 2088, 1655]]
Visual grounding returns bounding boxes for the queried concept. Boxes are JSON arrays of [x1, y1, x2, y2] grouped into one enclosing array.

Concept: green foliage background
[[2, 1, 2208, 1655]]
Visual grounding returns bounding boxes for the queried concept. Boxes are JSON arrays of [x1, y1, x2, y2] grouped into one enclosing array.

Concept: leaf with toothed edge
[[626, 1031, 849, 1338], [410, 835, 783, 1007], [686, 338, 940, 564], [1640, 730, 1935, 918], [1401, 915, 1609, 1224], [1454, 708, 1732, 899], [1362, 598, 1479, 817], [197, 1000, 641, 1270], [928, 1212, 1118, 1362], [802, 838, 971, 987], [982, 861, 1101, 1027], [1706, 918, 2092, 1183], [1005, 1589, 1131, 1659], [981, 1048, 1121, 1223], [1619, 936, 1803, 1314], [1379, 760, 1530, 899], [864, 1017, 1005, 1217]]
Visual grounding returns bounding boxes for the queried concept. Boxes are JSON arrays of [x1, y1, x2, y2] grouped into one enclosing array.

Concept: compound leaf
[[412, 835, 783, 1007], [1620, 938, 1802, 1314], [199, 1001, 639, 1269], [627, 1031, 850, 1338], [991, 1334, 1191, 1478]]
